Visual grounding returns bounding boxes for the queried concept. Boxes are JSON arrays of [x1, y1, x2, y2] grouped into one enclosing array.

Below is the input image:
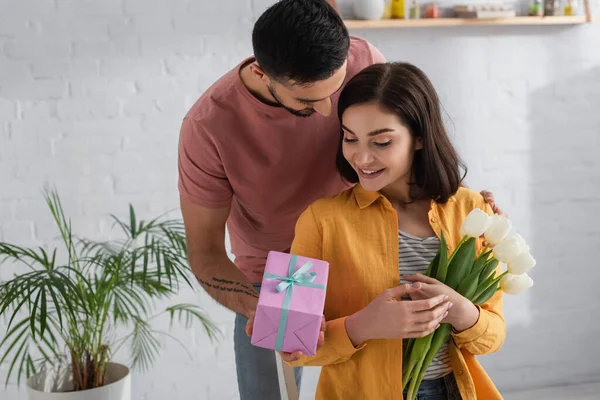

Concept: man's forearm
[[191, 253, 259, 317]]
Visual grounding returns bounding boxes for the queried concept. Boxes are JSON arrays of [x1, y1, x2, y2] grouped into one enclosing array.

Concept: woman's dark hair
[[252, 0, 350, 84], [335, 62, 466, 203]]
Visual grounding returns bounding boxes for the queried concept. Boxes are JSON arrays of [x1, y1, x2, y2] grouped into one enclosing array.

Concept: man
[[177, 1, 501, 399]]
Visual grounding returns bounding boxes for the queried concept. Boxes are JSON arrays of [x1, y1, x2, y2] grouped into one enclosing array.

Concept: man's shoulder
[[347, 36, 385, 77], [184, 61, 246, 123]]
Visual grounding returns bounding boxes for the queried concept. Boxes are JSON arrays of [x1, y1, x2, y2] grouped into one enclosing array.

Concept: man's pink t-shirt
[[178, 36, 386, 283]]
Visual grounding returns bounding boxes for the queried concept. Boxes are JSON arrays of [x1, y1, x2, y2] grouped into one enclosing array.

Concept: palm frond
[[0, 316, 62, 387], [166, 304, 220, 343], [129, 317, 161, 373]]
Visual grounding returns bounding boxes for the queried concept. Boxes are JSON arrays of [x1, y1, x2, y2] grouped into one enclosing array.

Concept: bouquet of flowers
[[402, 209, 535, 399]]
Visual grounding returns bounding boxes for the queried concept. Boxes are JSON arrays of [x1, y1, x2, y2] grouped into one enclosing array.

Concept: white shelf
[[344, 16, 590, 29]]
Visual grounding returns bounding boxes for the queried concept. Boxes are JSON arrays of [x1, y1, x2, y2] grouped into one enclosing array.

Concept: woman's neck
[[380, 177, 424, 206], [382, 181, 435, 238]]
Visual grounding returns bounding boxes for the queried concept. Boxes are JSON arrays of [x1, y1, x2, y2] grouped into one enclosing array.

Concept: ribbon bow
[[264, 254, 325, 351]]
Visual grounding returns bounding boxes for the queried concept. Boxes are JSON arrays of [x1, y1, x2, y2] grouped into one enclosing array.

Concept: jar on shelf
[[353, 0, 386, 20], [544, 0, 560, 15], [425, 3, 440, 18], [529, 0, 544, 15], [563, 0, 577, 15], [391, 0, 405, 19]]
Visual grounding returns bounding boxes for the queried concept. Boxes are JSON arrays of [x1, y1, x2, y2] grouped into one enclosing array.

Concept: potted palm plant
[[0, 189, 219, 399]]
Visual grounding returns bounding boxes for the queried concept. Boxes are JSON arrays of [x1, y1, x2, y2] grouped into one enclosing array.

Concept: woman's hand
[[345, 284, 452, 346], [403, 273, 480, 332]]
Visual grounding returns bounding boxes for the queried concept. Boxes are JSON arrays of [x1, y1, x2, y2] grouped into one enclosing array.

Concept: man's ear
[[249, 62, 270, 85]]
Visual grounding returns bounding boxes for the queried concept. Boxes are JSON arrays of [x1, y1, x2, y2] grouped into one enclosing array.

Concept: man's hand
[[480, 190, 507, 218], [245, 313, 326, 363]]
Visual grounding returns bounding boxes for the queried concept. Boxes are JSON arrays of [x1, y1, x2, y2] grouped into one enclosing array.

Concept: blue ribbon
[[264, 254, 325, 351]]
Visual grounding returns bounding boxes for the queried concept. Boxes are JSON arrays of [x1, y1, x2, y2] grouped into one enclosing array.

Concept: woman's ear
[[415, 137, 424, 151]]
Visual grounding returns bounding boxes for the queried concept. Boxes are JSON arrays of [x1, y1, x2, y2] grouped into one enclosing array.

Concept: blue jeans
[[402, 373, 462, 400], [234, 284, 303, 400]]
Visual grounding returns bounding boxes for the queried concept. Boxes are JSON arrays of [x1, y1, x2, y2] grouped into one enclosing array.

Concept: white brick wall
[[1, 0, 600, 399]]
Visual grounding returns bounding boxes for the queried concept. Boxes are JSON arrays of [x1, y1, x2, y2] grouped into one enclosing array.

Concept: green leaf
[[480, 258, 500, 282], [473, 281, 500, 305], [130, 317, 161, 373], [402, 335, 431, 391], [456, 270, 479, 300], [408, 324, 452, 399], [434, 232, 449, 282], [444, 237, 477, 290], [40, 287, 47, 337], [470, 249, 491, 279], [405, 333, 434, 398], [110, 214, 131, 238], [129, 204, 137, 238], [424, 252, 440, 278], [8, 337, 28, 387], [30, 285, 44, 340], [0, 318, 29, 366], [166, 304, 220, 341], [456, 247, 492, 299], [473, 272, 503, 302]]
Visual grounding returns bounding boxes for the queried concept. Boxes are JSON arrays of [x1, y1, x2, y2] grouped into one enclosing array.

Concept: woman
[[286, 63, 505, 400]]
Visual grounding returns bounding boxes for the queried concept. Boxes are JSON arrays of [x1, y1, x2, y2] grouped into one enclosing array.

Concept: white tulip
[[493, 234, 529, 263], [499, 273, 534, 295], [459, 208, 491, 238], [507, 251, 536, 275], [484, 214, 512, 245]]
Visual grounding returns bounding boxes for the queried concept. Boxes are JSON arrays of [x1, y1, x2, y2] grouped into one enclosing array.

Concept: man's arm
[[180, 196, 258, 317]]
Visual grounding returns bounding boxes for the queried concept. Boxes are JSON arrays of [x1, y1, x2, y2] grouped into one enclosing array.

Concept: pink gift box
[[251, 251, 329, 356]]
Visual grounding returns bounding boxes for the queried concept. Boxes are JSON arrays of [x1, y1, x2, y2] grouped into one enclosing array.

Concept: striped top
[[399, 229, 453, 380]]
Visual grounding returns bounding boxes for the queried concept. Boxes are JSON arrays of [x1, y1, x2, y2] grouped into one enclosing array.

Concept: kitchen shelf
[[344, 16, 590, 29]]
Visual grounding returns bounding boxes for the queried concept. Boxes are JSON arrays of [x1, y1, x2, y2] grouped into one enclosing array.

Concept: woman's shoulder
[[305, 186, 357, 217], [442, 187, 491, 215]]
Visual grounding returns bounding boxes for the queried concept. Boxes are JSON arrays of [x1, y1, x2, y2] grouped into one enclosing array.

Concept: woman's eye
[[374, 140, 392, 148], [343, 137, 358, 143]]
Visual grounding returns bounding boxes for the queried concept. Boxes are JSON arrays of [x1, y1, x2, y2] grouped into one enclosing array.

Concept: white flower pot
[[353, 0, 385, 20], [26, 362, 131, 400]]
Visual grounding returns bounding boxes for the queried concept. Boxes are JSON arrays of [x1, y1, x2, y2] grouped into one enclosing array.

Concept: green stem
[[409, 325, 452, 400], [480, 243, 490, 257], [402, 337, 428, 390], [405, 334, 433, 399], [447, 235, 468, 265]]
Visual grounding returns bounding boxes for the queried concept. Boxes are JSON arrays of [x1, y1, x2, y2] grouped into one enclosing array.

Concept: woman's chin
[[358, 178, 385, 193]]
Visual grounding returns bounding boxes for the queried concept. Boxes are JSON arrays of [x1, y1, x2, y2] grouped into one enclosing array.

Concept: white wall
[[1, 0, 600, 398]]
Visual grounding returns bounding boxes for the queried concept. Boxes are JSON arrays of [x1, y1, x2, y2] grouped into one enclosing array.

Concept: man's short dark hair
[[252, 0, 350, 85]]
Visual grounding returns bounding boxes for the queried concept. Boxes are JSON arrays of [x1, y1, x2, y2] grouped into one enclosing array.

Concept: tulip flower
[[507, 251, 536, 275], [493, 234, 528, 263], [484, 214, 512, 245], [459, 208, 491, 238], [500, 273, 534, 294]]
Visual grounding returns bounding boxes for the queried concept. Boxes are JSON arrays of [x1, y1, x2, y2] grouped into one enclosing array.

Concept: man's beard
[[268, 84, 315, 118]]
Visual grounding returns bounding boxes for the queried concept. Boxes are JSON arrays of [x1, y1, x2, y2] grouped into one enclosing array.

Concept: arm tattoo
[[197, 277, 259, 299]]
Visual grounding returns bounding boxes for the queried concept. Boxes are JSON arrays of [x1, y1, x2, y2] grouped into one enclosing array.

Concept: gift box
[[251, 251, 329, 356]]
